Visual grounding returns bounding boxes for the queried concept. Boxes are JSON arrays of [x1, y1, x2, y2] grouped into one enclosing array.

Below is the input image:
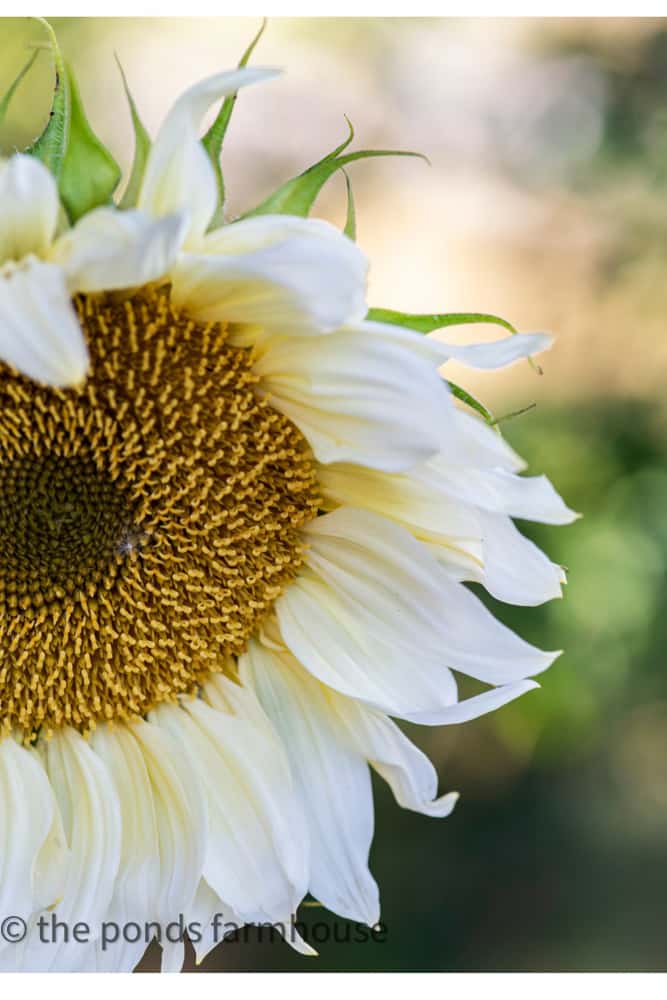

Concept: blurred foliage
[[539, 23, 667, 183]]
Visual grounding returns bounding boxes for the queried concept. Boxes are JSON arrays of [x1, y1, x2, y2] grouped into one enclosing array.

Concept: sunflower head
[[0, 20, 575, 974], [0, 284, 319, 736]]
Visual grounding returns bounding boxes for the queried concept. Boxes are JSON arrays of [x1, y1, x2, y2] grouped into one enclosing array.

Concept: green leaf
[[116, 55, 151, 210], [58, 63, 121, 222], [365, 307, 517, 335], [202, 18, 267, 229], [342, 170, 356, 241], [445, 380, 495, 425], [26, 20, 121, 222], [243, 142, 428, 219], [0, 49, 40, 127], [25, 19, 68, 177]]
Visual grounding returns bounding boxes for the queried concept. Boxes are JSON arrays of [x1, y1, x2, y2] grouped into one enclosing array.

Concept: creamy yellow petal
[[138, 68, 278, 245], [0, 258, 88, 387], [0, 154, 59, 263]]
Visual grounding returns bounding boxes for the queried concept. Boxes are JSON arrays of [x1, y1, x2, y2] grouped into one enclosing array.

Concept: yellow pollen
[[0, 285, 320, 737]]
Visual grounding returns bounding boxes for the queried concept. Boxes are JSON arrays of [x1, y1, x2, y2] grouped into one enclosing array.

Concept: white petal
[[358, 321, 550, 371], [129, 717, 207, 926], [316, 412, 572, 605], [276, 571, 458, 718], [74, 717, 205, 974], [0, 258, 88, 386], [479, 510, 565, 606], [139, 68, 278, 244], [432, 331, 552, 369], [241, 640, 380, 926], [253, 322, 457, 471], [89, 724, 161, 973], [186, 879, 237, 966], [0, 154, 59, 262], [303, 507, 558, 688], [276, 508, 556, 718], [31, 783, 69, 914], [317, 460, 484, 570], [202, 677, 310, 907], [431, 460, 579, 525], [80, 720, 206, 972], [152, 693, 307, 927], [0, 738, 56, 948], [21, 729, 122, 972], [452, 409, 526, 471], [331, 697, 459, 819], [402, 679, 541, 726], [52, 207, 186, 293], [171, 215, 368, 336]]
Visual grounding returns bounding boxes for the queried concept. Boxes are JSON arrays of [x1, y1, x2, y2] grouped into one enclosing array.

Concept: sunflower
[[0, 32, 576, 973]]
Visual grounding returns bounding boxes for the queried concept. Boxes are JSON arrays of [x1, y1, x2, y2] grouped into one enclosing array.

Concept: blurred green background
[[2, 15, 667, 973]]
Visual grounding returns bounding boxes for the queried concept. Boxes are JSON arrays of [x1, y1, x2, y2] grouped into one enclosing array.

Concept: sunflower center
[[0, 286, 319, 736]]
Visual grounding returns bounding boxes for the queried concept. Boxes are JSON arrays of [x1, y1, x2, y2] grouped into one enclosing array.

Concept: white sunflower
[[0, 36, 576, 973]]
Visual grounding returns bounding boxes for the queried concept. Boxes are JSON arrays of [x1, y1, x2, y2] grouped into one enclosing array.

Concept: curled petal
[[478, 510, 565, 606], [171, 215, 368, 336], [329, 693, 459, 819], [138, 67, 279, 244], [430, 459, 579, 524], [401, 679, 540, 726], [432, 331, 553, 369]]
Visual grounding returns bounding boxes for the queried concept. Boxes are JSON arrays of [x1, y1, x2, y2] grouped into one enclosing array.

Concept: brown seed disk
[[0, 285, 320, 737]]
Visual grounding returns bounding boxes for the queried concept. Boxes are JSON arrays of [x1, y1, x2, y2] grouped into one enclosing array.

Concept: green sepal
[[116, 56, 151, 210], [445, 380, 495, 425], [58, 64, 121, 222], [202, 18, 267, 229], [342, 170, 356, 241], [365, 307, 517, 335], [26, 20, 121, 222], [241, 118, 354, 218], [243, 127, 428, 218], [25, 19, 67, 177], [0, 49, 40, 127]]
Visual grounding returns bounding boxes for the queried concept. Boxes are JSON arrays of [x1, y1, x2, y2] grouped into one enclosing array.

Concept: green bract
[[115, 55, 151, 211], [242, 118, 428, 219], [201, 18, 267, 229], [24, 20, 120, 222], [0, 49, 39, 127]]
